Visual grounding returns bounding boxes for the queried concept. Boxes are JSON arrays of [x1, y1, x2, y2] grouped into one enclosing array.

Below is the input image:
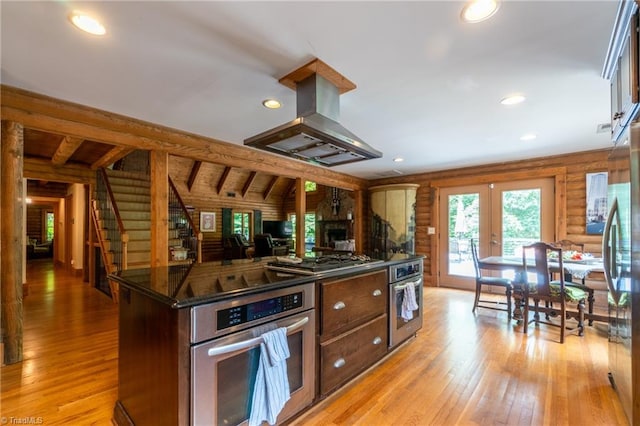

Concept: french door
[[438, 178, 554, 290]]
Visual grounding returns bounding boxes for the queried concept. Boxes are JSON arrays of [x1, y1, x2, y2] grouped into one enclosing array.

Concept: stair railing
[[168, 176, 202, 263], [90, 200, 120, 303], [96, 168, 129, 271]]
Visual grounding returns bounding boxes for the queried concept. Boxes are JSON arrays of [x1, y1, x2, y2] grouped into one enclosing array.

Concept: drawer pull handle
[[372, 336, 383, 345], [372, 289, 382, 297], [333, 301, 346, 310], [333, 358, 346, 369]]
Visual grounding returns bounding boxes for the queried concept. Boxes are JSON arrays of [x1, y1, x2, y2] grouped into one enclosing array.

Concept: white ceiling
[[1, 1, 619, 179]]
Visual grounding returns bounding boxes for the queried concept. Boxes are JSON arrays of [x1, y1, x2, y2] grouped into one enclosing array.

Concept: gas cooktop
[[266, 254, 382, 275]]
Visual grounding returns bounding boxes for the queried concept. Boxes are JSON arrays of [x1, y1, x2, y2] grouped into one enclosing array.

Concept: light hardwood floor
[[1, 260, 628, 425]]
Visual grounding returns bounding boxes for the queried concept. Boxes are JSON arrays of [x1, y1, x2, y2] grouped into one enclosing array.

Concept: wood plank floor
[[1, 260, 118, 425], [1, 260, 629, 425]]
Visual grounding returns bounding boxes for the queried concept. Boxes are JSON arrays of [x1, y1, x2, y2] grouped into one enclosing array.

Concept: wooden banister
[[90, 200, 119, 303], [168, 176, 202, 263], [97, 168, 128, 271], [99, 168, 126, 235]]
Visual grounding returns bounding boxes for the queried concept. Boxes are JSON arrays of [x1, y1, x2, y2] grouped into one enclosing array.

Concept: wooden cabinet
[[319, 315, 387, 395], [318, 269, 388, 396], [605, 2, 639, 141], [370, 184, 419, 254], [114, 286, 191, 425]]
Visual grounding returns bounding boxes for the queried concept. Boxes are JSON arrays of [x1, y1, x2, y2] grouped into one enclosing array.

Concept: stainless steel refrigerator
[[603, 121, 640, 425]]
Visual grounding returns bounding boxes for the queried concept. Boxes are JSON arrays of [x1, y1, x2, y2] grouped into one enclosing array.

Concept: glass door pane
[[500, 188, 542, 256], [439, 178, 554, 290], [439, 185, 489, 291], [491, 179, 554, 259], [447, 193, 479, 278]]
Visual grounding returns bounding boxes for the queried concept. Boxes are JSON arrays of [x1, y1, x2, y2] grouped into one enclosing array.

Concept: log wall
[[367, 149, 615, 286], [169, 156, 291, 260], [26, 205, 45, 243]]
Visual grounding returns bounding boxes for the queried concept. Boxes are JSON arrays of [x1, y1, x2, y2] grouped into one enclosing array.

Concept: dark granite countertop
[[109, 253, 423, 308]]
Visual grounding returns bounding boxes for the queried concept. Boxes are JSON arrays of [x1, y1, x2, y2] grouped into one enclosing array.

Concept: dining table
[[477, 255, 605, 324]]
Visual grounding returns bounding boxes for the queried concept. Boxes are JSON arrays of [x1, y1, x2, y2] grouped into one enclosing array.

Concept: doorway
[[438, 178, 555, 290], [26, 203, 56, 262]]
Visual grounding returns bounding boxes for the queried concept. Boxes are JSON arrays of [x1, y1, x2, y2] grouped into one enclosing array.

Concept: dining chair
[[521, 242, 587, 343], [550, 239, 596, 325], [551, 239, 586, 282], [470, 239, 513, 316]]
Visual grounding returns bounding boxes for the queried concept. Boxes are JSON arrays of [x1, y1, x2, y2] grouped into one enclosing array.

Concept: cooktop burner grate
[[267, 254, 376, 274]]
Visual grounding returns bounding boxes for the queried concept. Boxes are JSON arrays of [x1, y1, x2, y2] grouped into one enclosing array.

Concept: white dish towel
[[401, 281, 419, 322], [249, 327, 291, 426]]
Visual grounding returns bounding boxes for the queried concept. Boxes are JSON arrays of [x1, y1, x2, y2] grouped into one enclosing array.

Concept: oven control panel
[[389, 261, 422, 283], [191, 282, 315, 343], [217, 292, 303, 330]]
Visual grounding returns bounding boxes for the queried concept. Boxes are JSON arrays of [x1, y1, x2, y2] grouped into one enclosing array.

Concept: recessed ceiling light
[[520, 133, 537, 141], [69, 12, 106, 36], [461, 0, 500, 23], [500, 94, 526, 106], [393, 157, 404, 162], [262, 99, 281, 109]]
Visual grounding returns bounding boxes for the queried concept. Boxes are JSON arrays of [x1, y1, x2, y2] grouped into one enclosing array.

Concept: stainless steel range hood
[[244, 59, 382, 166]]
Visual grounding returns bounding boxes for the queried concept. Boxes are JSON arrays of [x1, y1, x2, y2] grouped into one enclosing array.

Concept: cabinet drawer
[[321, 269, 387, 338], [320, 314, 388, 396]]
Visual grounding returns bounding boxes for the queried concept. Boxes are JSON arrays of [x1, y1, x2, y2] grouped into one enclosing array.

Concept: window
[[233, 212, 251, 240], [305, 181, 317, 192], [46, 211, 54, 242], [289, 212, 316, 254]]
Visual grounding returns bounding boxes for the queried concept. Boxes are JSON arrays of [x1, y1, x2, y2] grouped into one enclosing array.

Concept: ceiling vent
[[375, 169, 404, 177], [244, 59, 382, 166]]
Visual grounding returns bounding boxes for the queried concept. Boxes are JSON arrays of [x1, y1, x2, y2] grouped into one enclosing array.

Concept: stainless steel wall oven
[[388, 260, 423, 349], [191, 282, 316, 425]]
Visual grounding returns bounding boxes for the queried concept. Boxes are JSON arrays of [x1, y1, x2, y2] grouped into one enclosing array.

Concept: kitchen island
[[110, 254, 423, 425]]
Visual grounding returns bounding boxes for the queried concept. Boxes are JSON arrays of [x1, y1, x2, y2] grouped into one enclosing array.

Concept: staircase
[[92, 169, 151, 302], [105, 170, 152, 268], [92, 167, 201, 302]]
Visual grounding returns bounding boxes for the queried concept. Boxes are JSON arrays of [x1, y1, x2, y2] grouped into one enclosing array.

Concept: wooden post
[[196, 232, 203, 263], [295, 178, 306, 258], [1, 120, 25, 364], [150, 150, 169, 268]]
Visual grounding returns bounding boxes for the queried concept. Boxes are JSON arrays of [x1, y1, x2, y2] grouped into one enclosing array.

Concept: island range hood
[[244, 59, 382, 166]]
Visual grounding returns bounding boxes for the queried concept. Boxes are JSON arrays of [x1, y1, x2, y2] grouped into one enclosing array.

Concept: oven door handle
[[394, 277, 422, 290], [206, 316, 309, 357]]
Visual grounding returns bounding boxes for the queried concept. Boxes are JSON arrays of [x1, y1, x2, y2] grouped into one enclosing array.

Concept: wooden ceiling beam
[[24, 158, 94, 184], [217, 167, 231, 195], [263, 176, 279, 201], [285, 179, 296, 198], [91, 146, 135, 169], [187, 160, 202, 192], [51, 136, 84, 165], [242, 171, 257, 198], [1, 85, 368, 191]]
